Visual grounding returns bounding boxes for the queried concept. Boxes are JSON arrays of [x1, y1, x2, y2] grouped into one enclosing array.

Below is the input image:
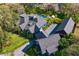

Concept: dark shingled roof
[[36, 34, 60, 55], [28, 24, 36, 34], [19, 14, 29, 30], [55, 17, 75, 34], [35, 24, 57, 38], [36, 15, 47, 28], [19, 14, 47, 33], [56, 18, 69, 31]]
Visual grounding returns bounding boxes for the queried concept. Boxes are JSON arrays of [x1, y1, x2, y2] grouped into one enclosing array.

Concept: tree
[[0, 26, 4, 52], [59, 33, 75, 49], [60, 4, 79, 23], [55, 33, 76, 56], [46, 17, 62, 25], [57, 12, 70, 19], [72, 13, 79, 23], [0, 4, 24, 34], [55, 42, 79, 56], [0, 26, 12, 53]]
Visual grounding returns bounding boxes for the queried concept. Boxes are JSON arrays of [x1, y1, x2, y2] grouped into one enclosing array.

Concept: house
[[19, 13, 75, 55]]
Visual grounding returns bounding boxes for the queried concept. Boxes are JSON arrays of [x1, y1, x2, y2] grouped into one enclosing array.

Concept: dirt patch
[[74, 24, 79, 40]]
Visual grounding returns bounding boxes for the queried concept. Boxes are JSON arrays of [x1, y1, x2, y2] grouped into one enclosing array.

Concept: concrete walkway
[[12, 42, 29, 56]]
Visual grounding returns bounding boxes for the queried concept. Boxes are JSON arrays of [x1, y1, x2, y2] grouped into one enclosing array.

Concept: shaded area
[[22, 40, 41, 56]]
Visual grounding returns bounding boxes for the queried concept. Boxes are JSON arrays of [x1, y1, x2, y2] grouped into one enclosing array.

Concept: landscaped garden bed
[[25, 44, 40, 56]]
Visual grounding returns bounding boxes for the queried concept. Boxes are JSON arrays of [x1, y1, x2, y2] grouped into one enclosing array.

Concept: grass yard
[[1, 32, 29, 54], [55, 42, 79, 56], [74, 24, 79, 40]]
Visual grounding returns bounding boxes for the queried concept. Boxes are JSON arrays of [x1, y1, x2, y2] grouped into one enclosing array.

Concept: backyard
[[0, 32, 29, 54]]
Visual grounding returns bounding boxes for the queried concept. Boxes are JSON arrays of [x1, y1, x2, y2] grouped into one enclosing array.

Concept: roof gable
[[64, 17, 75, 34], [36, 16, 47, 28], [36, 34, 60, 54], [56, 18, 69, 32], [55, 17, 75, 34], [44, 24, 57, 36], [29, 24, 36, 33]]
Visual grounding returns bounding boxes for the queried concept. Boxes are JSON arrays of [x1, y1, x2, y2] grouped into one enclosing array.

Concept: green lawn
[[1, 32, 29, 54]]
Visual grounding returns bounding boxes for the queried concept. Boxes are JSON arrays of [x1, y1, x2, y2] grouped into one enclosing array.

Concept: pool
[[38, 14, 47, 20]]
